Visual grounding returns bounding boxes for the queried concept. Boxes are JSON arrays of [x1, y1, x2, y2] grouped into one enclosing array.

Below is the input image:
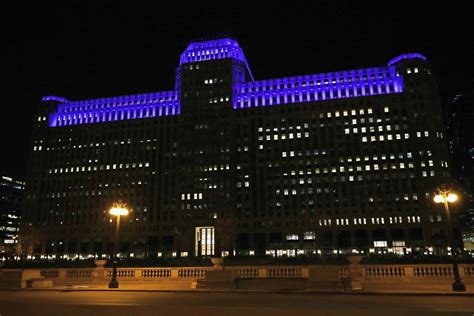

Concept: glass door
[[195, 226, 215, 256]]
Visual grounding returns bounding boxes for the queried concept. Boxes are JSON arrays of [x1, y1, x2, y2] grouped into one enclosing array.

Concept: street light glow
[[433, 193, 458, 204], [447, 193, 458, 203], [109, 202, 129, 216], [433, 195, 444, 203]]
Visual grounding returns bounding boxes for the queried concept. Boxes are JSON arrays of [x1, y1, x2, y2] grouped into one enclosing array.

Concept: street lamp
[[108, 201, 129, 288], [433, 188, 466, 292]]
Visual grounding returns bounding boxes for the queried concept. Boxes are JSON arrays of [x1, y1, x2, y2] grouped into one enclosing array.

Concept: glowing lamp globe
[[447, 194, 458, 203], [109, 203, 129, 216], [433, 195, 444, 204]]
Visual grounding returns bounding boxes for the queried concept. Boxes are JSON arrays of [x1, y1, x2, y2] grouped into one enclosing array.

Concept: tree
[[214, 215, 238, 258], [15, 224, 41, 258]]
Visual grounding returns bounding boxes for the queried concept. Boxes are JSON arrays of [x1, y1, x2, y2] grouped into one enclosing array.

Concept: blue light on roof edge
[[388, 53, 427, 67], [46, 46, 421, 127]]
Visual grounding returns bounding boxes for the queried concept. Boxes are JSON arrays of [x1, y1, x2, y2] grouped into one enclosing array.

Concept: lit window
[[286, 234, 298, 241], [384, 107, 389, 113]]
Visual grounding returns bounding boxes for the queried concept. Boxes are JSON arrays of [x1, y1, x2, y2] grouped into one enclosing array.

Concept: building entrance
[[195, 226, 215, 256]]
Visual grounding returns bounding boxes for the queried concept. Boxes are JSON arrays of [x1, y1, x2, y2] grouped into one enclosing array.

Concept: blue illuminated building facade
[[22, 38, 453, 258]]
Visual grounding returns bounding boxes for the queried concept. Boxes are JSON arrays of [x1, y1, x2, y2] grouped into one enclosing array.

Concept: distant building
[[445, 86, 474, 250], [23, 38, 454, 259], [0, 176, 25, 258]]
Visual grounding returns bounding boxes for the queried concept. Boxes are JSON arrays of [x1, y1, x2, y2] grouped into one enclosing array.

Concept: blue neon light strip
[[42, 96, 69, 103], [49, 91, 179, 127], [179, 38, 254, 81], [233, 67, 403, 109], [388, 53, 426, 67], [180, 38, 246, 65]]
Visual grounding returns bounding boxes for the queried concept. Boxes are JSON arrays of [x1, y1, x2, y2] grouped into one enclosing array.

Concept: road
[[0, 290, 473, 316]]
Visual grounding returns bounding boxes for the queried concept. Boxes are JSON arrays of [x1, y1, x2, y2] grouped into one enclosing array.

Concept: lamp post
[[433, 188, 466, 292], [108, 201, 129, 288]]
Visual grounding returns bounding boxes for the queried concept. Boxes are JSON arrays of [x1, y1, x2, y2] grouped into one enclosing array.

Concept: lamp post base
[[108, 278, 119, 288], [108, 265, 119, 288], [452, 279, 466, 292]]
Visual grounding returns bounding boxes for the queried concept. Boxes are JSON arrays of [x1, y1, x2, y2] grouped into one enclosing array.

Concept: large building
[[22, 38, 454, 259], [445, 86, 474, 252], [1, 175, 25, 258]]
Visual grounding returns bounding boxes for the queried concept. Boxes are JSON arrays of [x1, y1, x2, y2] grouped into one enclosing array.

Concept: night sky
[[3, 1, 473, 179]]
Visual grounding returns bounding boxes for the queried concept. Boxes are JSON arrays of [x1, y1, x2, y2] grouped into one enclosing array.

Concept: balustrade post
[[301, 268, 309, 278], [258, 268, 267, 278], [343, 255, 364, 291], [405, 266, 415, 279], [171, 269, 179, 279]]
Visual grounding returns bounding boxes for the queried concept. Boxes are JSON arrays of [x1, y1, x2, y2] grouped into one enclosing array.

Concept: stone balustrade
[[27, 264, 474, 282], [2, 263, 473, 291]]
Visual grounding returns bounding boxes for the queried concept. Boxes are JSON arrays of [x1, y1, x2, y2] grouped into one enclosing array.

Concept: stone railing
[[3, 263, 474, 291], [363, 264, 474, 279], [364, 266, 406, 278], [465, 266, 474, 277], [30, 264, 474, 281], [413, 265, 453, 277]]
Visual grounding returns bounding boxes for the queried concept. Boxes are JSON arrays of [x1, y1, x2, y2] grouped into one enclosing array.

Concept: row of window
[[318, 215, 424, 227], [48, 162, 150, 174], [59, 92, 177, 113], [241, 68, 396, 92]]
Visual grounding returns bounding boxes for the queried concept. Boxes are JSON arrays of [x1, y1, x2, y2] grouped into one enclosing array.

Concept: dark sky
[[3, 1, 473, 179]]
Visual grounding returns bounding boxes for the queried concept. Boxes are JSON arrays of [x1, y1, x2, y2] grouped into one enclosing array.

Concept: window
[[286, 234, 299, 241], [374, 241, 387, 247]]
